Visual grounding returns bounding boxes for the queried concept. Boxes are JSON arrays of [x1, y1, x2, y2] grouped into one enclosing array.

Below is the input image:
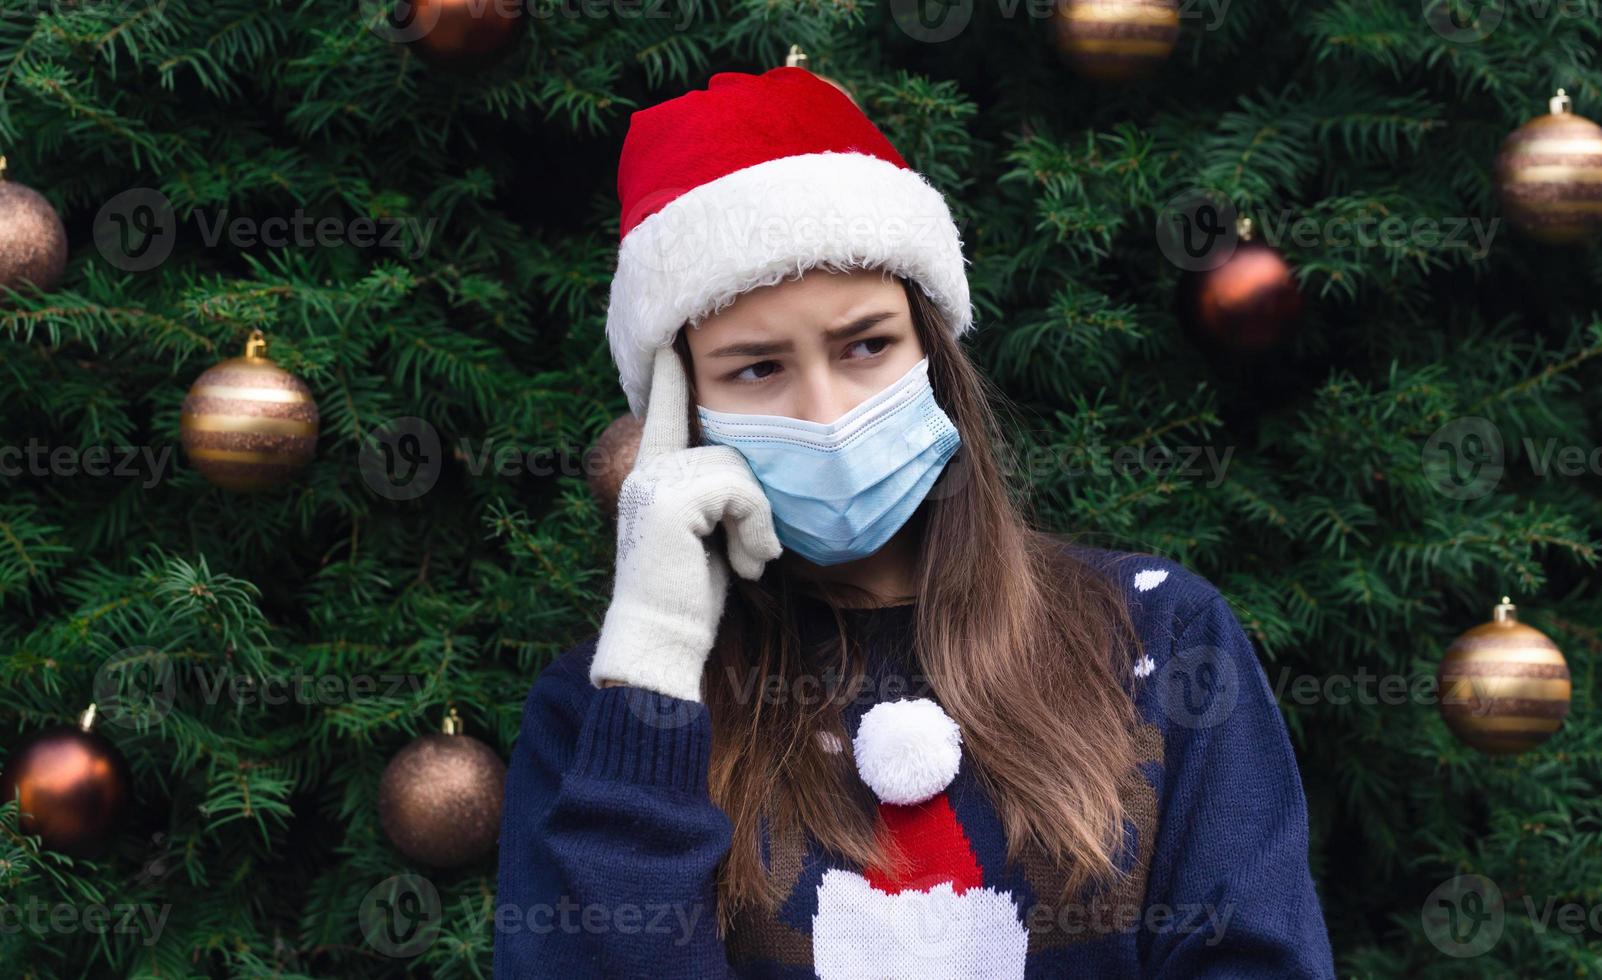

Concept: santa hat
[[811, 698, 1029, 977], [607, 65, 974, 418], [849, 697, 977, 890]]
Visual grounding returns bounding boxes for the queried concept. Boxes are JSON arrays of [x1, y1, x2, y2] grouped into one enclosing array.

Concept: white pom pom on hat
[[852, 697, 962, 805]]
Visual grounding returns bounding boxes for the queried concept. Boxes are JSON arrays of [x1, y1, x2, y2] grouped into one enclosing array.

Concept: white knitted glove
[[589, 345, 783, 702]]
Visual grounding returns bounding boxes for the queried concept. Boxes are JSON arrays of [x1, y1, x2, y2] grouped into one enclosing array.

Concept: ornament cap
[[1237, 215, 1254, 241], [1550, 89, 1572, 116], [786, 44, 808, 69], [0, 155, 7, 181], [78, 703, 97, 732], [244, 329, 268, 360], [1493, 595, 1517, 624], [442, 705, 463, 736]]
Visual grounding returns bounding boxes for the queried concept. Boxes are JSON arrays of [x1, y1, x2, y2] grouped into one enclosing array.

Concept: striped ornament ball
[[1494, 89, 1602, 245], [1052, 0, 1180, 82], [180, 330, 319, 492], [1437, 598, 1571, 756]]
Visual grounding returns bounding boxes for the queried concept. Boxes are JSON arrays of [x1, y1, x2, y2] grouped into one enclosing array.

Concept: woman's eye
[[729, 361, 779, 384], [725, 338, 892, 384], [847, 337, 891, 359]]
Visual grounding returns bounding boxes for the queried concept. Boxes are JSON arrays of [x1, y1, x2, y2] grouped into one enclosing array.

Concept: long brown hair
[[671, 272, 1145, 932]]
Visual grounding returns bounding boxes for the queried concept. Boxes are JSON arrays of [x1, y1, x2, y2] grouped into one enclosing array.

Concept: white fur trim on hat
[[606, 151, 973, 418], [853, 697, 962, 806]]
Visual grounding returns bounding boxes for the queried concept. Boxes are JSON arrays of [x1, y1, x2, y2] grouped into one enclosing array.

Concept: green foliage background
[[0, 0, 1599, 975]]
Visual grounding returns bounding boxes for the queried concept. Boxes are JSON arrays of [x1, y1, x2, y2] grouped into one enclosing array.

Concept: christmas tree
[[1, 0, 1599, 976]]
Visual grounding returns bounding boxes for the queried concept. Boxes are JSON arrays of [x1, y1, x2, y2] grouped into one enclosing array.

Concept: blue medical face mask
[[696, 356, 961, 566]]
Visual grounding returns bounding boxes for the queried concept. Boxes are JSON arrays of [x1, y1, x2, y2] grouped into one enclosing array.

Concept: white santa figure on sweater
[[811, 697, 1030, 979]]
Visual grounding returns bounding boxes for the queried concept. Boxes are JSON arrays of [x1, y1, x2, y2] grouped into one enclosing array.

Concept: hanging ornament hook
[[1493, 595, 1517, 624]]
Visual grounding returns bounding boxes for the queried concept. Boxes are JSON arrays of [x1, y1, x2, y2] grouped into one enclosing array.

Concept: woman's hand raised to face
[[588, 345, 783, 702]]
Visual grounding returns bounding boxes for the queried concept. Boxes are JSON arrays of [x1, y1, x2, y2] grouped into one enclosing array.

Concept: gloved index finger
[[638, 344, 692, 459]]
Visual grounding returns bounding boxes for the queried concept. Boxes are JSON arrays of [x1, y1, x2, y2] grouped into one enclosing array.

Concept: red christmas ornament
[[1177, 217, 1303, 354], [397, 0, 526, 71], [0, 705, 133, 859]]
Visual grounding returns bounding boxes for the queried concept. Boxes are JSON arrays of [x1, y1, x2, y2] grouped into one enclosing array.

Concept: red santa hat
[[812, 698, 1029, 976], [850, 696, 978, 891], [607, 65, 974, 418]]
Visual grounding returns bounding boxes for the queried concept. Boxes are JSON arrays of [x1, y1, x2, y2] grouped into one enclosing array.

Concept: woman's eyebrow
[[705, 311, 899, 358]]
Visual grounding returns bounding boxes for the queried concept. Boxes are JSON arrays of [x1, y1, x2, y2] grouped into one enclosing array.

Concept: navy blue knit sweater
[[493, 545, 1337, 978]]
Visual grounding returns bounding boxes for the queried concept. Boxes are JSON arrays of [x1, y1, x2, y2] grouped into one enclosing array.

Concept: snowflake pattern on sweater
[[493, 544, 1338, 979]]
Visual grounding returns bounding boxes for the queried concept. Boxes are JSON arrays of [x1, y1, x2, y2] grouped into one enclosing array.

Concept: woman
[[494, 65, 1335, 979]]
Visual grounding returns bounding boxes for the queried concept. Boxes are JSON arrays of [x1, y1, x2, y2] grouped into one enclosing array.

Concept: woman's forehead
[[688, 269, 908, 344]]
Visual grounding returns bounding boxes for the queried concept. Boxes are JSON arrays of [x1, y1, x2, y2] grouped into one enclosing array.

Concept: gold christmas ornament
[[1052, 0, 1180, 82], [378, 707, 507, 868], [586, 412, 644, 520], [1438, 597, 1572, 755], [180, 330, 320, 492], [1494, 89, 1602, 245], [0, 156, 69, 296], [785, 45, 859, 108], [0, 705, 133, 859]]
